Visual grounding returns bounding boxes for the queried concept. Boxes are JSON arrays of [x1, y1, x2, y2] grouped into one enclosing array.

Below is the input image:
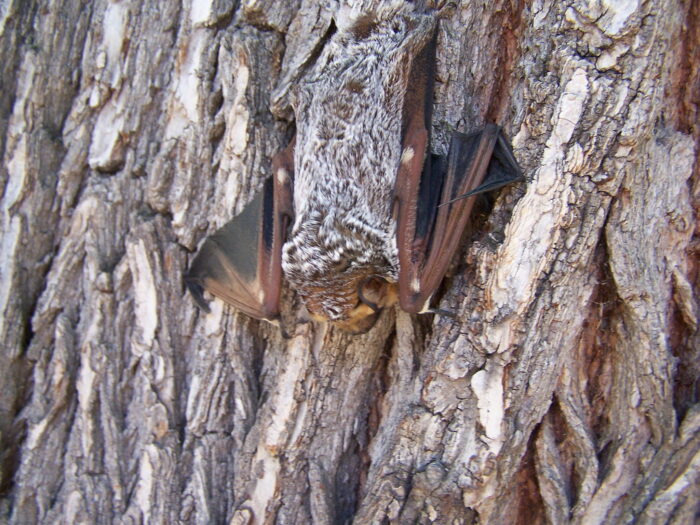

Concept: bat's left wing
[[186, 146, 294, 321], [395, 35, 522, 314]]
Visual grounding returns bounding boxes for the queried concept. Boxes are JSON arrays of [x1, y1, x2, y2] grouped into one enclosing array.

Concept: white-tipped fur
[[281, 4, 436, 320]]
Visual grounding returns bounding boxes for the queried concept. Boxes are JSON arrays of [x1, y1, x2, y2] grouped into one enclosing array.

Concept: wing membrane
[[186, 145, 294, 320], [394, 34, 523, 314]]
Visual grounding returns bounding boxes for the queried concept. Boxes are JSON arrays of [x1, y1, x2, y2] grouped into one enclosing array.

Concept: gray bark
[[1, 0, 698, 524]]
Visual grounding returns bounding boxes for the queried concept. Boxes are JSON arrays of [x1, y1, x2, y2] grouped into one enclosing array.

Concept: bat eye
[[357, 275, 388, 313], [333, 259, 351, 273]]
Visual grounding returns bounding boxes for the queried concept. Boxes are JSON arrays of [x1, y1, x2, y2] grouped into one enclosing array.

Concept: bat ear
[[186, 143, 295, 321]]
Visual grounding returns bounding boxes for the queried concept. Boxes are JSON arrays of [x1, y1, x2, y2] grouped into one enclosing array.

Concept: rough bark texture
[[1, 0, 698, 524]]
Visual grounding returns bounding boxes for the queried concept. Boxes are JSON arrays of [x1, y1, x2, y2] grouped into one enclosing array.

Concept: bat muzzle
[[304, 277, 397, 333], [334, 305, 382, 334], [306, 299, 381, 333]]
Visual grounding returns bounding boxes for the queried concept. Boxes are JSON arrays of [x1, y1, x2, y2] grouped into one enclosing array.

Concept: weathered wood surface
[[0, 0, 698, 523]]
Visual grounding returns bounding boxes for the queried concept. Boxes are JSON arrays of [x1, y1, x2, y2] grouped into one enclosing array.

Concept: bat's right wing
[[393, 27, 522, 314], [396, 126, 522, 314], [186, 146, 294, 321]]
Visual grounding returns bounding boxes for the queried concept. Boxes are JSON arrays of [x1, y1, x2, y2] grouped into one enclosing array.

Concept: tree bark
[[1, 0, 698, 524]]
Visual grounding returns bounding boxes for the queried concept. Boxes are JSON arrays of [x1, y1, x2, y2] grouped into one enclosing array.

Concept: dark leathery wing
[[186, 177, 283, 321]]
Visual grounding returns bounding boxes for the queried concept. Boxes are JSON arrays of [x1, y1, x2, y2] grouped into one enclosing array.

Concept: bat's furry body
[[283, 5, 435, 321]]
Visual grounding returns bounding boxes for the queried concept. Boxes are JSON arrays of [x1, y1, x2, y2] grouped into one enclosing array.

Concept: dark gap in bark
[[334, 436, 362, 524], [669, 291, 700, 421], [0, 415, 27, 498], [485, 0, 527, 123], [590, 236, 622, 446], [666, 0, 700, 137], [551, 396, 575, 505], [277, 18, 337, 110], [666, 0, 700, 421], [367, 331, 394, 439], [357, 331, 395, 502], [210, 7, 235, 31], [249, 324, 268, 414], [0, 1, 39, 162], [515, 427, 548, 525]]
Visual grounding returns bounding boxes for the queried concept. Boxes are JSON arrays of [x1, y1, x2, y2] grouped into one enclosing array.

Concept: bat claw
[[185, 279, 212, 313], [424, 307, 457, 318]]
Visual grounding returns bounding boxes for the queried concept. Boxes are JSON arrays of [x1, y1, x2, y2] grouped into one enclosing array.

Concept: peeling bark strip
[[0, 1, 698, 524]]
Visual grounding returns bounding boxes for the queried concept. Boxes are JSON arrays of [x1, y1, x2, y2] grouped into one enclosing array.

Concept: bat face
[[307, 301, 381, 335], [300, 276, 398, 334], [185, 5, 522, 332]]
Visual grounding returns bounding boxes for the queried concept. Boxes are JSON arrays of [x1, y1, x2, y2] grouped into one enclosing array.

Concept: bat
[[186, 5, 522, 333]]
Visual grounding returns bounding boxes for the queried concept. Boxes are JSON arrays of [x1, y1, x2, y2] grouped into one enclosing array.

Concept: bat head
[[282, 206, 399, 333], [301, 275, 397, 334]]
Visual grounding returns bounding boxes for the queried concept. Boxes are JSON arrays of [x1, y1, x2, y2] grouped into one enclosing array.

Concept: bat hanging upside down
[[186, 4, 522, 333]]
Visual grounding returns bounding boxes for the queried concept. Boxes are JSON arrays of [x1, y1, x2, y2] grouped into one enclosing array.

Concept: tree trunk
[[1, 0, 698, 523]]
